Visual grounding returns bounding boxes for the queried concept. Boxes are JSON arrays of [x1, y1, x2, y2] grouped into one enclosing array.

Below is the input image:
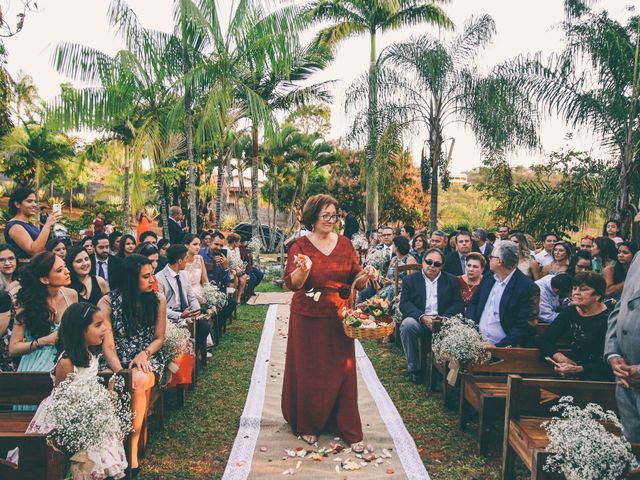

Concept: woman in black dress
[[537, 271, 613, 380], [66, 245, 109, 305]]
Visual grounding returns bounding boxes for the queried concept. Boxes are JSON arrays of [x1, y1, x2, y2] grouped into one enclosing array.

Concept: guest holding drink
[[282, 194, 377, 453]]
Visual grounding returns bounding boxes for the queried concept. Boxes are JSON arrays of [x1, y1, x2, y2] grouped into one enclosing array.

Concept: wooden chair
[[0, 370, 133, 480], [501, 375, 623, 479], [459, 348, 558, 455], [392, 263, 423, 348]]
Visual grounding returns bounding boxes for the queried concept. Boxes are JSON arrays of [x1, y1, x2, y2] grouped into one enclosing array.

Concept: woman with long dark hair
[[604, 242, 638, 299], [592, 236, 618, 274], [9, 252, 77, 407], [541, 242, 572, 276], [66, 245, 109, 305], [99, 254, 166, 474], [4, 187, 62, 261], [116, 234, 137, 258], [45, 238, 67, 260]]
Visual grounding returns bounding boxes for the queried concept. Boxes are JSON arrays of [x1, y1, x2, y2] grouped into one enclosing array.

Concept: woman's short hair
[[300, 194, 338, 231], [392, 236, 411, 256], [412, 233, 427, 250], [572, 271, 606, 300], [8, 187, 36, 217], [465, 251, 486, 270], [227, 232, 241, 244], [594, 236, 617, 262], [567, 249, 592, 276]]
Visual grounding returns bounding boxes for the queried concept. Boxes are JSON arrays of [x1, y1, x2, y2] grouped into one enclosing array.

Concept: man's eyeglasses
[[319, 214, 338, 223], [424, 259, 443, 268], [0, 256, 16, 263]]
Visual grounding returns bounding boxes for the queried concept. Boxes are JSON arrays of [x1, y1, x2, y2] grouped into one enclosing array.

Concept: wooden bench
[[459, 348, 558, 455], [501, 375, 640, 479], [0, 370, 133, 480]]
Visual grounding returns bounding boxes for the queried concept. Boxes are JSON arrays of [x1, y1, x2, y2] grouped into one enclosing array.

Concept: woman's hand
[[362, 266, 378, 280], [294, 254, 312, 272], [552, 352, 576, 366], [44, 211, 63, 228], [130, 351, 153, 373]]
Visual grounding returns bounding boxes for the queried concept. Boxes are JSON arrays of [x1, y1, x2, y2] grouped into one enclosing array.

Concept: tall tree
[[305, 0, 452, 234], [500, 0, 640, 234], [366, 15, 539, 231]]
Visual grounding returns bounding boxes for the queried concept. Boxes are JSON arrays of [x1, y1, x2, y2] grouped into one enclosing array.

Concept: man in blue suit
[[466, 240, 538, 347], [399, 248, 464, 384]]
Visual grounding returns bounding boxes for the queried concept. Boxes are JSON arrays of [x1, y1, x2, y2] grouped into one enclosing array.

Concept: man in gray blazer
[[605, 225, 640, 441], [157, 244, 210, 352]]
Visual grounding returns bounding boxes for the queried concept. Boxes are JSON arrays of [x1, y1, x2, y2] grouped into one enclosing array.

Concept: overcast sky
[[2, 0, 633, 173]]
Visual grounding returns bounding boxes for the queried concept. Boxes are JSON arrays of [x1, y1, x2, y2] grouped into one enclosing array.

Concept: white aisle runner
[[222, 305, 430, 480]]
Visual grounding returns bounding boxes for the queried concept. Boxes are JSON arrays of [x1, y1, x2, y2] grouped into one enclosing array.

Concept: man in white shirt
[[399, 248, 464, 384], [533, 233, 558, 267], [467, 241, 538, 347], [536, 273, 573, 323]]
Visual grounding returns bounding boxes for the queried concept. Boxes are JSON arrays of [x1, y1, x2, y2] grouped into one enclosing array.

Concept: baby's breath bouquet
[[201, 283, 228, 315], [42, 374, 133, 456], [363, 249, 387, 271], [543, 396, 638, 480], [432, 314, 490, 385], [351, 233, 369, 252]]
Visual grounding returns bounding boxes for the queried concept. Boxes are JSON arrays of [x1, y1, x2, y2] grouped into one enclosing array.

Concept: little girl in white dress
[[26, 302, 128, 479]]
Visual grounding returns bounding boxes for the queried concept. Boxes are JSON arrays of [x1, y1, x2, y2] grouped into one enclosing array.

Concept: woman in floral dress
[[99, 254, 167, 475]]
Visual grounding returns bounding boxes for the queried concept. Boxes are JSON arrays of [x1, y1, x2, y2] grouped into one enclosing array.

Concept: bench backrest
[[0, 370, 133, 406], [467, 347, 557, 376], [505, 374, 617, 421]]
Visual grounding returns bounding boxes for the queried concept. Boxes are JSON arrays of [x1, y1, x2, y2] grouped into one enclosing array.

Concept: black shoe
[[409, 373, 424, 385], [126, 466, 141, 478]]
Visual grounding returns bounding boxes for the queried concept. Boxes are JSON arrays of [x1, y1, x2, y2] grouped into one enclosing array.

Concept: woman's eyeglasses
[[319, 214, 338, 223], [424, 259, 443, 267]]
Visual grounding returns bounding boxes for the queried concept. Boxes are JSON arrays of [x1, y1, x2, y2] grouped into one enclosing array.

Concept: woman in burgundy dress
[[283, 194, 377, 452], [456, 252, 485, 306]]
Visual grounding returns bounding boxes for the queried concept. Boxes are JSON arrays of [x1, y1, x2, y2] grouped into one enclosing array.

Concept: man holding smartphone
[[199, 231, 237, 327]]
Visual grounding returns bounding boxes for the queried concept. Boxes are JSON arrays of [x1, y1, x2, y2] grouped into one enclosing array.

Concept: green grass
[[140, 283, 508, 479]]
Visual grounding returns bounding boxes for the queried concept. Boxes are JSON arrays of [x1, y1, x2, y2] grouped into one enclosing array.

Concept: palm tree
[[12, 70, 40, 120], [499, 0, 640, 234], [305, 0, 452, 234], [187, 0, 333, 240], [0, 122, 75, 217], [367, 15, 539, 231]]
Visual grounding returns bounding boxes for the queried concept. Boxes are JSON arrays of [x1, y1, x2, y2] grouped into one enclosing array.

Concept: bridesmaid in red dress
[[282, 194, 377, 452]]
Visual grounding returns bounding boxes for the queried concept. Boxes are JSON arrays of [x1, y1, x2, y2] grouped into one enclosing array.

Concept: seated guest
[[99, 254, 167, 473], [604, 241, 638, 299], [90, 233, 123, 290], [533, 232, 558, 268], [4, 187, 62, 262], [26, 302, 128, 479], [466, 241, 537, 347], [80, 236, 95, 256], [137, 242, 161, 291], [139, 230, 158, 245], [400, 224, 415, 242], [541, 241, 572, 276], [536, 273, 573, 323], [537, 272, 613, 380], [0, 244, 19, 295], [472, 228, 492, 259], [399, 248, 464, 384], [429, 230, 448, 252], [116, 234, 137, 258], [567, 250, 593, 276], [183, 234, 209, 304], [457, 252, 485, 306], [45, 238, 67, 260], [226, 232, 250, 302], [239, 240, 263, 301], [10, 252, 78, 410], [508, 232, 541, 279], [591, 236, 617, 274], [443, 231, 473, 276], [157, 238, 170, 271], [0, 289, 15, 372], [199, 232, 237, 325], [109, 230, 123, 256], [67, 245, 109, 305], [157, 245, 211, 353], [580, 235, 594, 254], [410, 233, 427, 264], [486, 232, 496, 246], [379, 236, 417, 301]]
